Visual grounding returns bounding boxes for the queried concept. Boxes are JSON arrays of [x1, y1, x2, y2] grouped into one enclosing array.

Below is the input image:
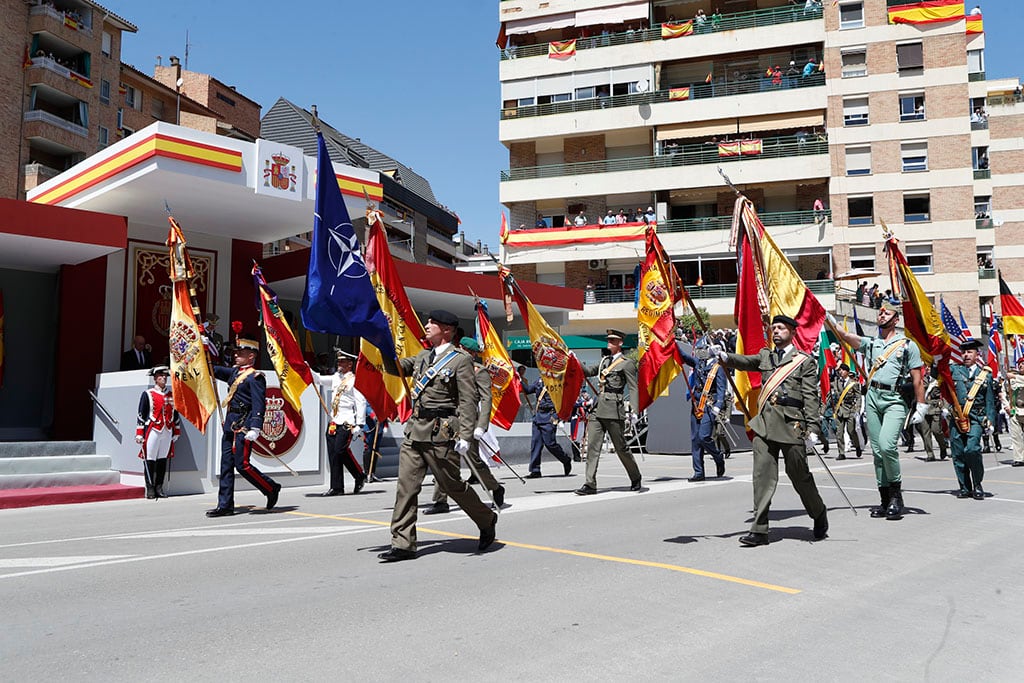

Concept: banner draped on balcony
[[718, 141, 740, 157], [661, 21, 693, 39], [740, 139, 763, 155], [966, 12, 983, 33], [668, 87, 690, 101], [887, 1, 964, 25], [548, 40, 576, 59], [503, 223, 647, 248]]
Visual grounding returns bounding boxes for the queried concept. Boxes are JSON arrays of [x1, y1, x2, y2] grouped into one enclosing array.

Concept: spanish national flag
[[888, 1, 964, 25], [661, 21, 693, 39], [718, 141, 741, 157], [999, 274, 1024, 335], [637, 228, 685, 411], [668, 87, 690, 101], [966, 12, 983, 33], [548, 39, 576, 60], [740, 139, 763, 156]]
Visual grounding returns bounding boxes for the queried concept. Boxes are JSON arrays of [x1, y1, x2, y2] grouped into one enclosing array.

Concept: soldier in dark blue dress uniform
[[206, 331, 281, 517], [678, 338, 728, 481], [522, 377, 573, 477]]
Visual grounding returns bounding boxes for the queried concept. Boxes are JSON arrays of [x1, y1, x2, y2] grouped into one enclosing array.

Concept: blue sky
[[106, 1, 1020, 249]]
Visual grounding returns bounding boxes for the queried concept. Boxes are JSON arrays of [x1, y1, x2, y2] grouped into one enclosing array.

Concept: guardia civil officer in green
[[575, 329, 642, 495], [918, 365, 949, 461], [377, 310, 497, 562], [714, 315, 828, 546], [949, 338, 997, 499], [829, 302, 925, 520]]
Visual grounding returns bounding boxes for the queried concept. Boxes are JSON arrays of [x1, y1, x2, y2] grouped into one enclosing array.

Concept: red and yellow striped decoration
[[63, 15, 80, 30], [668, 87, 690, 101], [661, 21, 693, 39], [718, 141, 741, 157], [966, 12, 983, 33], [888, 0, 964, 25], [335, 173, 383, 202], [740, 139, 763, 156], [548, 39, 576, 60], [504, 223, 646, 248], [69, 72, 93, 88]]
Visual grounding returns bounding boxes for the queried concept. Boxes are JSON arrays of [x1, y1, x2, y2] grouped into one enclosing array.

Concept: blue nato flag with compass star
[[301, 131, 395, 358]]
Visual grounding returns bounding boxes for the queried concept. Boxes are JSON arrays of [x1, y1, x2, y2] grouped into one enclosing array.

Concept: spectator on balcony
[[1014, 85, 1022, 101], [615, 209, 628, 224], [645, 206, 657, 224], [603, 210, 617, 225], [694, 9, 707, 31], [574, 211, 588, 227], [535, 214, 547, 228], [805, 0, 823, 13], [978, 153, 989, 170], [585, 281, 597, 304], [969, 5, 981, 16], [624, 275, 636, 291], [856, 281, 866, 303], [711, 8, 723, 30], [771, 66, 783, 87], [802, 59, 818, 78]]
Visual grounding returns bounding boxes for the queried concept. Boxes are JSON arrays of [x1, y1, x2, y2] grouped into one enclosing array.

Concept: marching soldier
[[378, 310, 497, 562], [949, 339, 998, 499], [918, 366, 949, 461], [712, 382, 734, 459], [425, 336, 506, 514], [206, 331, 281, 517], [575, 329, 642, 496], [678, 338, 727, 481], [135, 365, 180, 499], [829, 303, 925, 520], [714, 315, 828, 546], [521, 374, 573, 479], [831, 364, 862, 460], [569, 387, 593, 462], [1008, 356, 1024, 467], [321, 350, 367, 496]]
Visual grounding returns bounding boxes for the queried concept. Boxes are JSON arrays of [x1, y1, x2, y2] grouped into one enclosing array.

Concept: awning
[[0, 198, 127, 272], [506, 12, 575, 35], [507, 334, 639, 350], [656, 111, 824, 141], [576, 1, 648, 27]]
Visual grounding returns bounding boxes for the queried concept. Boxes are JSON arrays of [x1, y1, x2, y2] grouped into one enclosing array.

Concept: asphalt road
[[2, 443, 1022, 681]]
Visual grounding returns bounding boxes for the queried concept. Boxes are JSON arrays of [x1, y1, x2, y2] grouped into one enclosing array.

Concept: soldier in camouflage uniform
[[917, 368, 948, 461]]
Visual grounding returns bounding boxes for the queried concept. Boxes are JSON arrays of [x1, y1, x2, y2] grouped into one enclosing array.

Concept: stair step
[[0, 455, 113, 476], [0, 484, 144, 509], [0, 441, 97, 458], [0, 470, 122, 490]]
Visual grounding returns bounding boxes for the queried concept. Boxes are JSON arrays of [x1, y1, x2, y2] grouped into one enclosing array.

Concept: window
[[839, 2, 864, 30], [215, 91, 236, 107], [901, 141, 928, 172], [973, 146, 989, 170], [848, 196, 873, 225], [846, 145, 871, 176], [906, 243, 932, 274], [575, 86, 596, 100], [537, 93, 571, 105], [896, 43, 924, 76], [99, 79, 110, 105], [101, 31, 112, 57], [843, 96, 869, 126], [151, 98, 164, 120], [975, 195, 992, 217], [124, 85, 141, 110], [968, 49, 984, 74], [116, 108, 123, 130], [904, 193, 930, 222], [850, 246, 875, 270], [899, 93, 925, 121], [841, 48, 867, 78], [98, 126, 109, 149]]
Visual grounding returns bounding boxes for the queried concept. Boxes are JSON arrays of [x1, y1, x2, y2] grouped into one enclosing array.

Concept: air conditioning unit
[[588, 259, 606, 270]]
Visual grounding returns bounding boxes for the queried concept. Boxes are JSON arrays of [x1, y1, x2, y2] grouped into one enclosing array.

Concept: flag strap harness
[[221, 367, 256, 408], [598, 356, 627, 391], [957, 367, 992, 433], [836, 378, 858, 410], [410, 350, 462, 403], [755, 354, 808, 414], [863, 339, 908, 388], [694, 364, 720, 419]]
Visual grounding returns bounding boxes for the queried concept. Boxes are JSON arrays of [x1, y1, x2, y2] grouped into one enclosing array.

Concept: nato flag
[[301, 132, 395, 358]]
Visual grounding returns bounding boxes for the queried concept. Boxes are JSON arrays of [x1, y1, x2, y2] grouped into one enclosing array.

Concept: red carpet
[[0, 484, 145, 509]]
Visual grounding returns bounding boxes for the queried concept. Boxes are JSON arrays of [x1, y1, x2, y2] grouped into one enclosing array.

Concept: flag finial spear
[[310, 104, 321, 134]]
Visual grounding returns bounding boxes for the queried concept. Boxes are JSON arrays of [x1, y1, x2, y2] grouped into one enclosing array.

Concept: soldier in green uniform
[[1008, 356, 1024, 467], [574, 329, 642, 495], [715, 315, 828, 546], [949, 339, 998, 499], [831, 364, 863, 460], [377, 310, 498, 562], [918, 366, 949, 461], [424, 336, 505, 514], [829, 303, 925, 520]]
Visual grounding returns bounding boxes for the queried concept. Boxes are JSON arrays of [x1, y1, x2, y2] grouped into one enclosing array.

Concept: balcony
[[23, 109, 88, 138], [976, 216, 993, 229], [29, 4, 93, 38], [499, 4, 822, 60], [660, 209, 828, 234], [501, 135, 827, 182], [26, 56, 92, 89], [978, 268, 996, 280], [971, 120, 989, 131], [501, 73, 825, 121], [586, 279, 834, 304], [968, 72, 986, 82]]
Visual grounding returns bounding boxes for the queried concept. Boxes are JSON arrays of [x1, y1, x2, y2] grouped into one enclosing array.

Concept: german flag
[[999, 274, 1024, 335], [888, 0, 964, 25], [548, 39, 576, 60]]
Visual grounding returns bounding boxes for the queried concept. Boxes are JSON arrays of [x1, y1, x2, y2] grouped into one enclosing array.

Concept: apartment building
[[497, 0, 1023, 336]]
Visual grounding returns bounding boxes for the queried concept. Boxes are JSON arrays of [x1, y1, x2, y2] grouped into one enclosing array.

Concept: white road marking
[[126, 526, 367, 538], [0, 555, 134, 568]]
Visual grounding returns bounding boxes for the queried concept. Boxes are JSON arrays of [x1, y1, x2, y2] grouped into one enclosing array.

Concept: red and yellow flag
[[740, 139, 763, 156], [668, 87, 690, 101], [966, 12, 983, 33], [718, 141, 741, 157], [661, 21, 693, 39], [166, 217, 217, 433], [999, 275, 1024, 335], [888, 0, 964, 25], [499, 212, 509, 245], [548, 39, 576, 59], [476, 301, 522, 429], [637, 228, 684, 411], [500, 268, 583, 420], [253, 262, 313, 431], [355, 212, 428, 421]]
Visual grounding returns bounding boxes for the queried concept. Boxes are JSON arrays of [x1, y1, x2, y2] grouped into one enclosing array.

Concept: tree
[[677, 306, 711, 334]]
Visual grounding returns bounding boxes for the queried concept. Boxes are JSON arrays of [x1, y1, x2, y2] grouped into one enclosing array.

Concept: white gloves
[[941, 408, 950, 419], [910, 403, 927, 426], [473, 427, 485, 440], [708, 343, 723, 355], [715, 349, 729, 363], [135, 435, 144, 444], [711, 405, 721, 417], [243, 428, 260, 441], [350, 425, 362, 435], [172, 434, 179, 442], [804, 432, 819, 451], [454, 439, 470, 456]]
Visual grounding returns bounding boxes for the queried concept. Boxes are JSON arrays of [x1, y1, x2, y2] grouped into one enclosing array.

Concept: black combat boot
[[154, 458, 167, 498], [144, 461, 157, 499], [886, 481, 904, 520], [870, 486, 891, 518]]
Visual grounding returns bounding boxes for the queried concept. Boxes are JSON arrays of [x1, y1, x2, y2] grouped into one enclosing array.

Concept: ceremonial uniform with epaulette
[[378, 311, 497, 562], [321, 350, 367, 497], [207, 332, 280, 517], [949, 339, 998, 499], [918, 375, 948, 461], [718, 315, 827, 545], [678, 342, 727, 480], [522, 377, 572, 477], [575, 329, 642, 495], [831, 365, 863, 459]]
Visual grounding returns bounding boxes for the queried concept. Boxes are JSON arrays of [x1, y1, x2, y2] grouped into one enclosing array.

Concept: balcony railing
[[499, 4, 822, 60], [968, 71, 986, 82], [587, 279, 834, 304], [971, 120, 989, 130], [979, 268, 996, 279], [501, 135, 827, 182], [659, 209, 829, 234], [974, 169, 991, 180], [29, 4, 92, 36], [501, 73, 825, 120], [23, 109, 88, 138], [976, 216, 993, 229], [27, 56, 91, 88]]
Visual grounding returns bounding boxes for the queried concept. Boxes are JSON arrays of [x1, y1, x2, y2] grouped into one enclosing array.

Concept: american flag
[[940, 298, 966, 364]]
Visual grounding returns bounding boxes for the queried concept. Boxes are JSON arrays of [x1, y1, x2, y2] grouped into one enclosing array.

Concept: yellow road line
[[286, 510, 800, 595]]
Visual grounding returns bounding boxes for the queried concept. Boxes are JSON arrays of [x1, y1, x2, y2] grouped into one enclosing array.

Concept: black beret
[[427, 309, 459, 327], [960, 339, 983, 351], [771, 314, 798, 328]]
